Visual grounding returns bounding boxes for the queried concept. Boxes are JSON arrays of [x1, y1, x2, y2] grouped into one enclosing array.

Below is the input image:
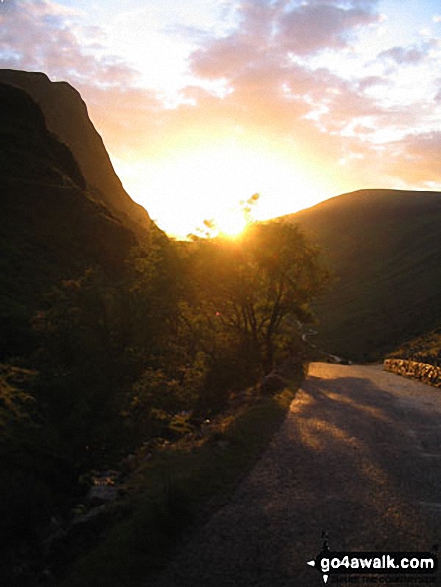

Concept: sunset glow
[[218, 216, 248, 238], [112, 141, 332, 237], [2, 0, 441, 237]]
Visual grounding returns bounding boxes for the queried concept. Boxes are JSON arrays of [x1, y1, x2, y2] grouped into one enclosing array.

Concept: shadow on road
[[147, 367, 441, 587]]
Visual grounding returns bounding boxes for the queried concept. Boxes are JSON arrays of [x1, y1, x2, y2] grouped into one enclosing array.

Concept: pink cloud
[[378, 45, 426, 65], [278, 2, 380, 55], [357, 75, 389, 92], [0, 0, 140, 87], [187, 0, 383, 141], [1, 0, 440, 198], [191, 36, 258, 79], [340, 130, 441, 190], [0, 0, 381, 186], [389, 131, 441, 183]]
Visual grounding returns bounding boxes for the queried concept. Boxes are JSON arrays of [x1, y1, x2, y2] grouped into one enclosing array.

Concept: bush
[[0, 469, 53, 543]]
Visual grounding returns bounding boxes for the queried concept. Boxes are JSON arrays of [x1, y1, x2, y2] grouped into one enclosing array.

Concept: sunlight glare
[[214, 208, 249, 238], [112, 140, 332, 238]]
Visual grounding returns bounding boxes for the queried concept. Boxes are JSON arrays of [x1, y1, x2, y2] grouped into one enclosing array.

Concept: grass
[[285, 189, 441, 362], [387, 326, 441, 366], [59, 367, 304, 587]]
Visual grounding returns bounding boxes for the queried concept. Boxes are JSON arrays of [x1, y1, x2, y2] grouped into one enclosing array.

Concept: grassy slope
[[284, 189, 441, 361], [60, 369, 304, 587], [387, 327, 441, 366]]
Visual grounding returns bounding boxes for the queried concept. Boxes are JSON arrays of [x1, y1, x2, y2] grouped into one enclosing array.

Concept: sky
[[1, 0, 441, 237]]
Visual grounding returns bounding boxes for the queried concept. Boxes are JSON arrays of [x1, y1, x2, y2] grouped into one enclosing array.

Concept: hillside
[[0, 69, 154, 242], [0, 80, 312, 586], [283, 189, 441, 361], [387, 327, 441, 366], [0, 81, 137, 358]]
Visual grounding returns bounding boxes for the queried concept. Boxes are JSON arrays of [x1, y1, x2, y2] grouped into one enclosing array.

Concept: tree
[[184, 221, 330, 372], [32, 268, 127, 467], [123, 232, 181, 371]]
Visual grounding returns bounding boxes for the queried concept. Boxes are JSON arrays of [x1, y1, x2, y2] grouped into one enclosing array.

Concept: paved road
[[147, 363, 441, 586]]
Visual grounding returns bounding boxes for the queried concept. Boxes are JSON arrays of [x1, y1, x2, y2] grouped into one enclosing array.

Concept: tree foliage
[[182, 221, 329, 372], [1, 215, 330, 578]]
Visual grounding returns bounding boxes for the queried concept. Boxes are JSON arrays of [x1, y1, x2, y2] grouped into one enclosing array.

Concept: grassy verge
[[60, 366, 304, 587]]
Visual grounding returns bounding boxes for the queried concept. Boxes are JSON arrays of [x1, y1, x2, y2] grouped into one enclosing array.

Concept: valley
[[1, 69, 440, 586]]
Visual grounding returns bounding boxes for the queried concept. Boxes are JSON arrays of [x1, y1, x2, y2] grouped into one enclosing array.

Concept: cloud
[[190, 0, 381, 80], [190, 36, 258, 79], [357, 75, 389, 92], [1, 0, 440, 201], [391, 131, 441, 183], [187, 1, 384, 142], [339, 129, 441, 191], [0, 0, 140, 87], [0, 0, 164, 156], [377, 38, 441, 66], [378, 45, 427, 64], [278, 2, 380, 55], [0, 0, 393, 190]]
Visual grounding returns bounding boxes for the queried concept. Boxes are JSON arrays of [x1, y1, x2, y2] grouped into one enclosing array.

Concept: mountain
[[0, 81, 137, 358], [0, 68, 153, 242], [283, 189, 441, 361]]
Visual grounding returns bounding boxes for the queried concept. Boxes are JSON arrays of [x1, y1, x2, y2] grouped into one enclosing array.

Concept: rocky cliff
[[0, 68, 154, 242], [0, 81, 137, 358]]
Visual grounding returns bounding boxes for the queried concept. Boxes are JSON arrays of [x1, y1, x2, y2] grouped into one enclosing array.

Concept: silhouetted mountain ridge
[[0, 81, 137, 358], [0, 81, 85, 190], [0, 69, 153, 241]]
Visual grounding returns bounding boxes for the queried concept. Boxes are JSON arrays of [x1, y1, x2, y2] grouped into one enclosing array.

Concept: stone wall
[[383, 359, 441, 389]]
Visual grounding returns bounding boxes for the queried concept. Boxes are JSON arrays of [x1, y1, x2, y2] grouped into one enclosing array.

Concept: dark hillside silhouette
[[0, 69, 154, 242], [284, 189, 441, 361], [0, 82, 163, 583], [0, 82, 136, 358]]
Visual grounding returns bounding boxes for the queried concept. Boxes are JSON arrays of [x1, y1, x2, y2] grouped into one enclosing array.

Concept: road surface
[[146, 363, 441, 586]]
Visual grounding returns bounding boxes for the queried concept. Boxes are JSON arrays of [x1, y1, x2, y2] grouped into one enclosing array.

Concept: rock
[[259, 373, 286, 395], [41, 527, 68, 555], [121, 454, 137, 472], [86, 485, 119, 507], [217, 440, 230, 449], [71, 504, 108, 525], [383, 359, 441, 389]]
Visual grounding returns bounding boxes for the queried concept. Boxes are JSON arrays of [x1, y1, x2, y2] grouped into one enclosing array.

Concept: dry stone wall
[[383, 359, 441, 389]]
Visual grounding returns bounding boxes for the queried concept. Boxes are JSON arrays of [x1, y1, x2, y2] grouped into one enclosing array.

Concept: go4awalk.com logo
[[307, 535, 438, 584]]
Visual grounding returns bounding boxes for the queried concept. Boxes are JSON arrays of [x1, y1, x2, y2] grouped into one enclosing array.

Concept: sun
[[216, 209, 248, 237], [114, 138, 333, 239], [192, 194, 259, 239]]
